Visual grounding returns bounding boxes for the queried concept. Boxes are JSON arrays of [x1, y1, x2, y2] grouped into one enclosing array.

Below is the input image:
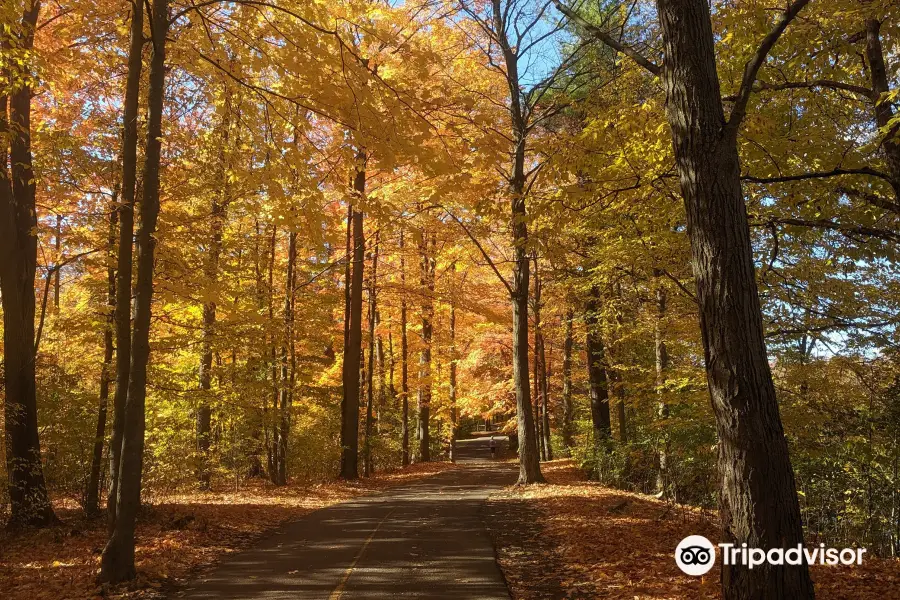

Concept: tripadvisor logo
[[675, 535, 868, 576], [675, 535, 716, 576]]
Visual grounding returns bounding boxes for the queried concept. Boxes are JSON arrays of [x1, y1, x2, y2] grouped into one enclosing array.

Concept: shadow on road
[[179, 436, 515, 600]]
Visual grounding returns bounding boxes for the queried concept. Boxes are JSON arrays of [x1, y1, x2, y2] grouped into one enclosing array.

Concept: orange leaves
[[489, 459, 900, 600], [0, 463, 457, 600]]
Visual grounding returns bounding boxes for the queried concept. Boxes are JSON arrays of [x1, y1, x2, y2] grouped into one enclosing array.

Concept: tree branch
[[440, 206, 514, 298], [723, 78, 873, 101], [552, 0, 661, 76], [726, 0, 812, 133], [742, 166, 890, 185]]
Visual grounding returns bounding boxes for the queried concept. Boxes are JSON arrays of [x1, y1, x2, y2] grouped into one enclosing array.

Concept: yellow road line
[[328, 508, 396, 600]]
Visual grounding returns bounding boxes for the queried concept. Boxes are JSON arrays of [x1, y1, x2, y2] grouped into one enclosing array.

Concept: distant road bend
[[182, 436, 515, 599]]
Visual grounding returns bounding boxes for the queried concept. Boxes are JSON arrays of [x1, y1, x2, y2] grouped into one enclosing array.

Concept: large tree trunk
[[864, 19, 900, 196], [108, 0, 142, 531], [399, 231, 410, 466], [0, 0, 56, 529], [584, 288, 611, 441], [340, 156, 365, 480], [100, 0, 167, 581], [85, 194, 118, 516], [417, 232, 435, 462], [560, 309, 574, 451], [656, 1, 813, 597]]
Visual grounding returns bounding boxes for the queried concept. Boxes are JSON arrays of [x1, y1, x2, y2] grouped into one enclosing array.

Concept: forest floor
[[0, 462, 456, 600], [486, 459, 900, 599]]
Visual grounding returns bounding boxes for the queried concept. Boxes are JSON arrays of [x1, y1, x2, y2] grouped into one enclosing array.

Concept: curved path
[[180, 436, 515, 599]]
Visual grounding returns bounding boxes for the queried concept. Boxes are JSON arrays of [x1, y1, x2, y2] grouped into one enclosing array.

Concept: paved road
[[181, 436, 515, 599]]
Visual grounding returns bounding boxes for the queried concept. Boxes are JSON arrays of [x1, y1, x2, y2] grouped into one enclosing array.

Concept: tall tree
[[585, 286, 611, 441], [0, 0, 56, 528], [108, 0, 143, 531], [555, 0, 816, 596], [85, 192, 118, 516], [399, 230, 410, 466], [363, 232, 379, 476], [100, 0, 168, 581], [417, 232, 435, 462], [448, 263, 458, 462], [654, 269, 671, 497], [196, 90, 231, 489], [340, 155, 365, 480], [560, 308, 574, 451]]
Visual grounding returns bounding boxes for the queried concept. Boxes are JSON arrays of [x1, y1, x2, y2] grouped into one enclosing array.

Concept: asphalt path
[[180, 436, 516, 599]]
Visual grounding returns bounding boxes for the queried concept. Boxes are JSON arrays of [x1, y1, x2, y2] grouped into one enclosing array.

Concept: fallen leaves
[[0, 462, 456, 600], [488, 459, 900, 599]]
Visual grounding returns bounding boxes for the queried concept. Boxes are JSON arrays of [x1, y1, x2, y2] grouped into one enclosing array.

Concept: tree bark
[[585, 287, 611, 441], [108, 0, 142, 531], [655, 1, 814, 596], [399, 231, 410, 466], [85, 193, 118, 516], [100, 0, 167, 581], [864, 19, 900, 196], [0, 0, 56, 529], [417, 232, 435, 462], [340, 154, 365, 480]]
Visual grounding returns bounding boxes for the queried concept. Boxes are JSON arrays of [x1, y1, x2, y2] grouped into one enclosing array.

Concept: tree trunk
[[340, 155, 365, 480], [275, 231, 296, 486], [561, 309, 574, 451], [532, 256, 552, 460], [864, 19, 900, 196], [266, 225, 278, 482], [585, 288, 611, 441], [653, 269, 672, 497], [363, 233, 379, 476], [539, 334, 553, 460], [448, 265, 458, 463], [196, 94, 230, 490], [532, 335, 543, 459], [108, 0, 142, 531], [612, 369, 626, 444], [491, 0, 542, 484], [417, 232, 435, 462], [399, 231, 410, 466], [85, 194, 118, 516], [655, 1, 813, 596], [53, 214, 61, 310], [100, 0, 167, 581], [0, 0, 56, 529]]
